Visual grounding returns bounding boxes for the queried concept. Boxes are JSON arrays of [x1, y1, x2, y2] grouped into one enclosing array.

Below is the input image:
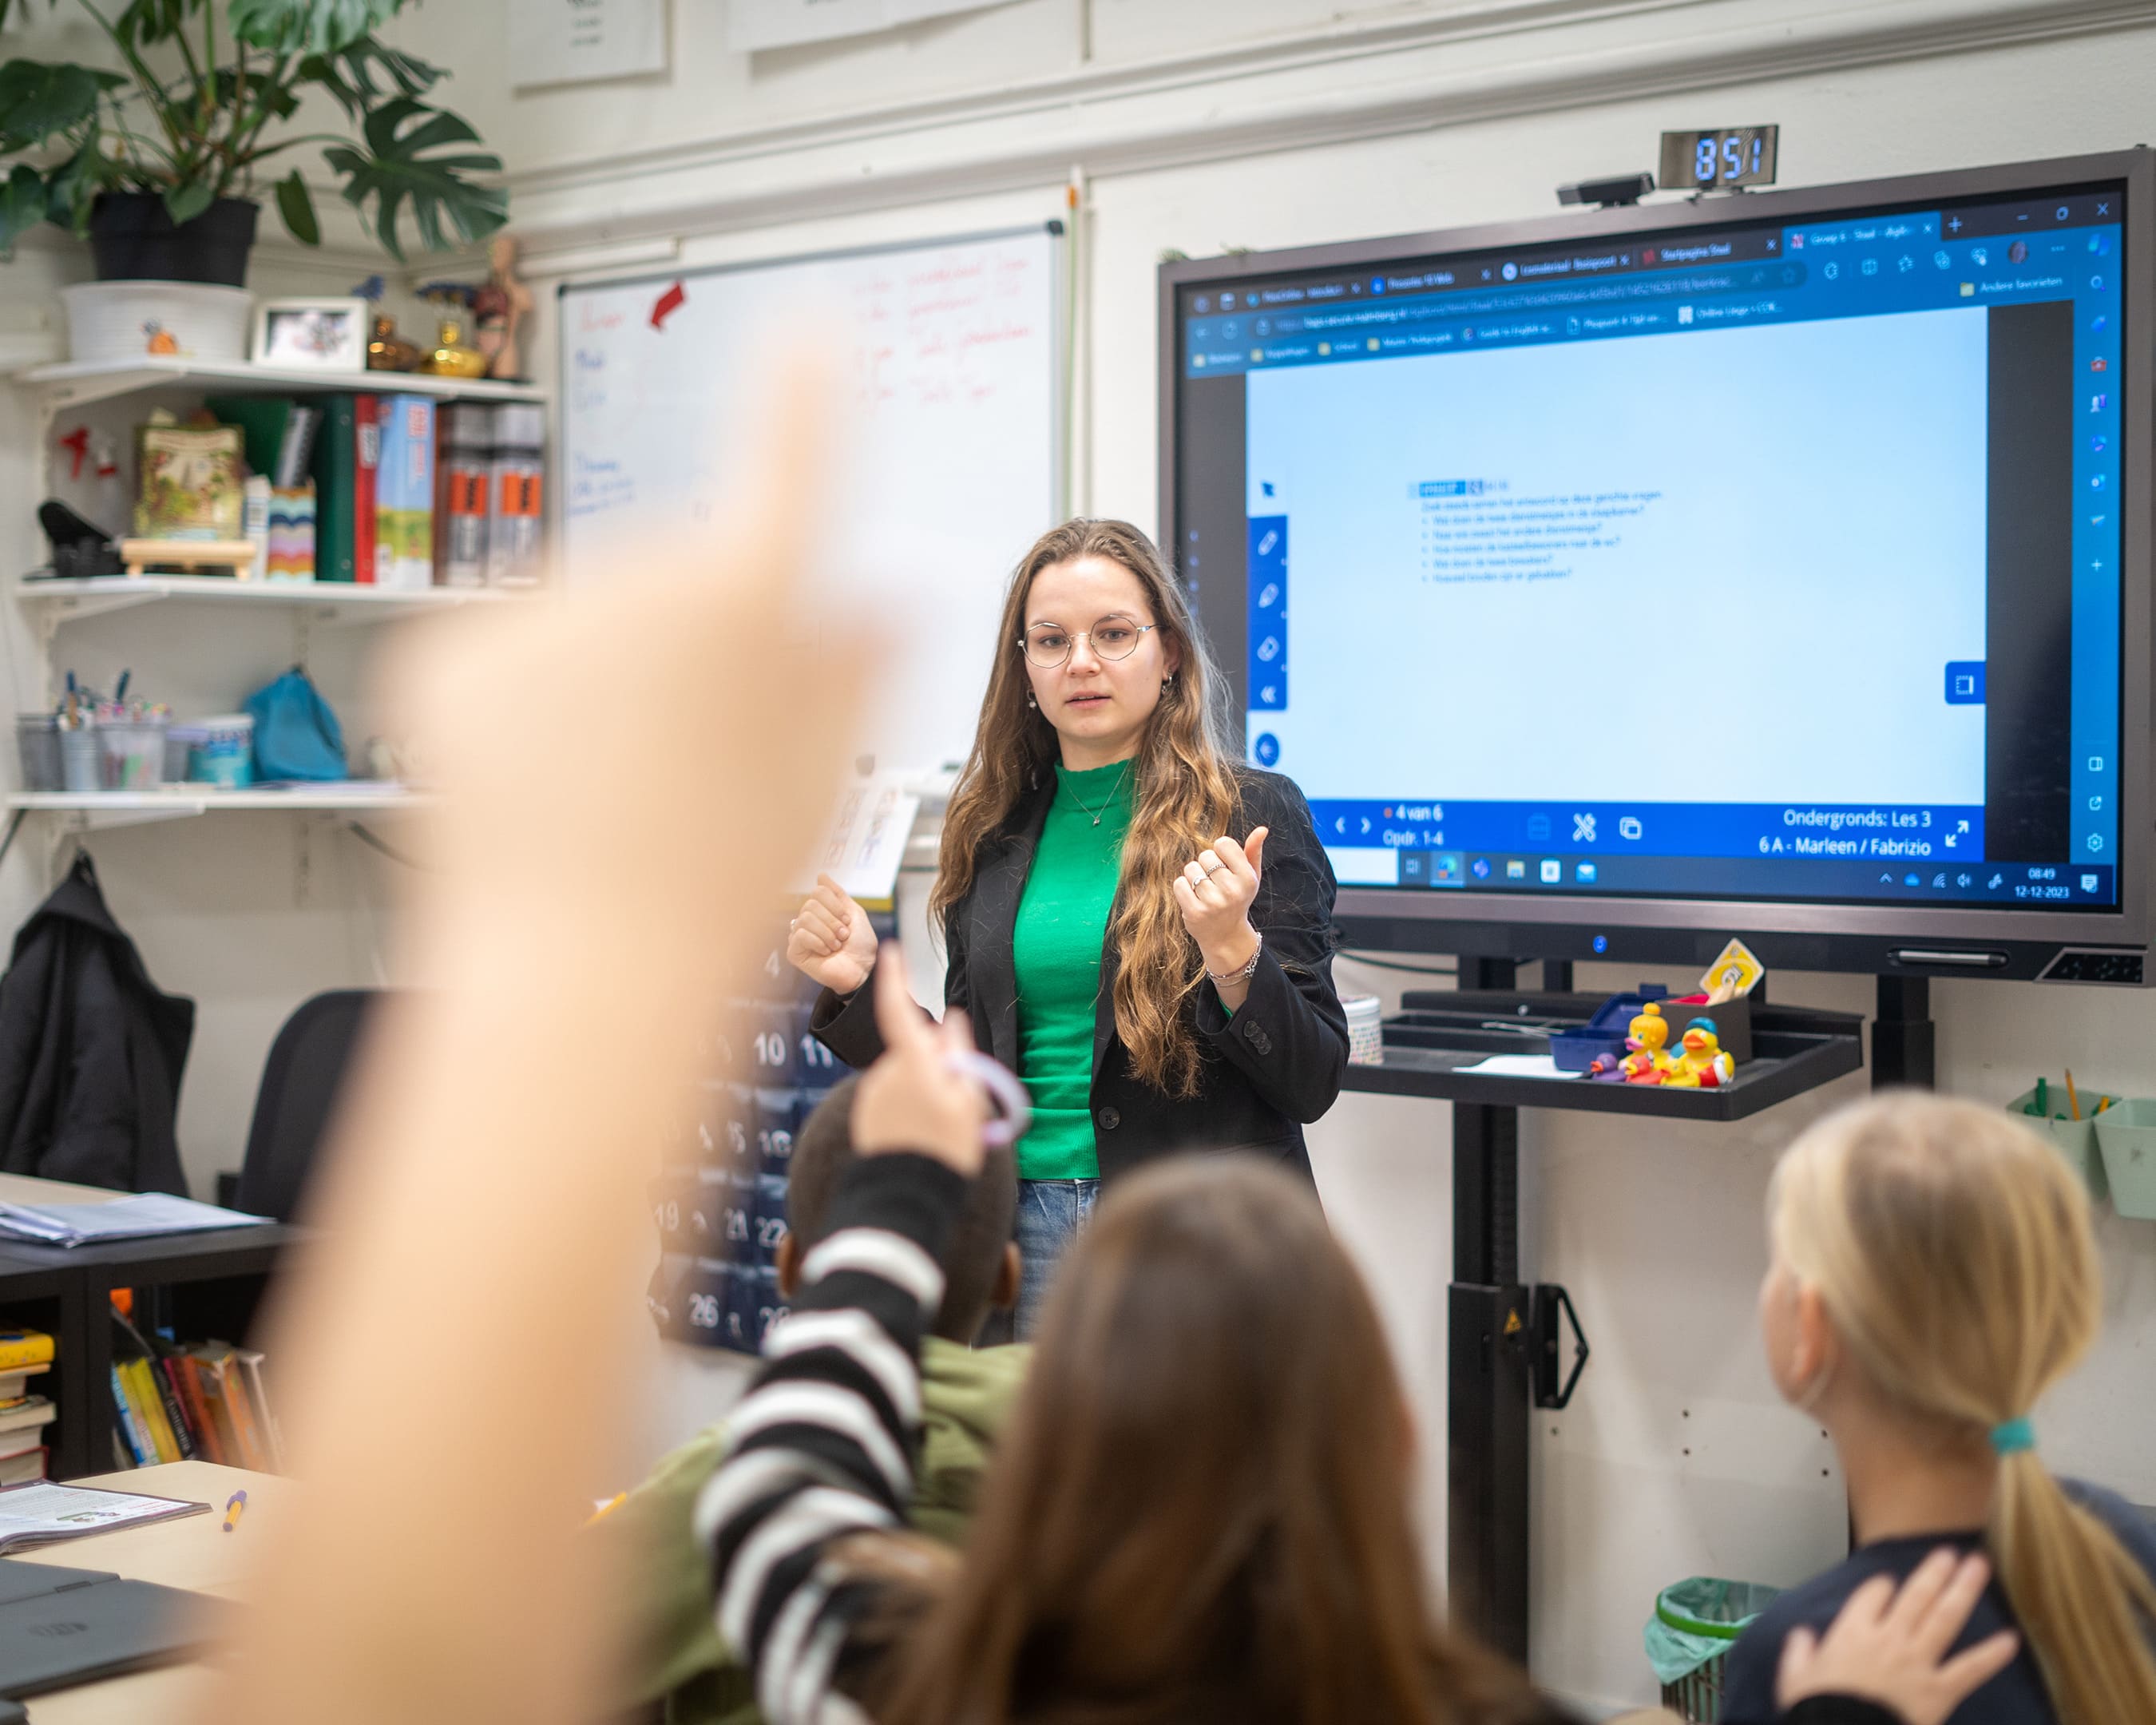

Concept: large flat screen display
[[1161, 152, 2154, 980]]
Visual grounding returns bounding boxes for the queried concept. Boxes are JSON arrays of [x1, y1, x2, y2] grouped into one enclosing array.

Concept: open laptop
[[0, 1557, 223, 1698]]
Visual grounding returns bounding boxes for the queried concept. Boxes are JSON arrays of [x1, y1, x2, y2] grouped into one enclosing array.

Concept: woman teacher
[[787, 518, 1348, 1331]]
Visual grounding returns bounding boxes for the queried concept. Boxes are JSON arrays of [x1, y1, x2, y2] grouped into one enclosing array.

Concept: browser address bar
[[1276, 268, 1770, 332]]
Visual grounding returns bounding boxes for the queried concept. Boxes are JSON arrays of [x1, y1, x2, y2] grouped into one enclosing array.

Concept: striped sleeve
[[698, 1151, 969, 1725]]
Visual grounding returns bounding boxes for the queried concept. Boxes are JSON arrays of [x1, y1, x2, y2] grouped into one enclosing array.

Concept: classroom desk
[[14, 1459, 281, 1724]]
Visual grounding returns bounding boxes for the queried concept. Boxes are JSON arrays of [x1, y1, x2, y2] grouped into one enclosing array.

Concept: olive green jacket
[[597, 1338, 1032, 1724]]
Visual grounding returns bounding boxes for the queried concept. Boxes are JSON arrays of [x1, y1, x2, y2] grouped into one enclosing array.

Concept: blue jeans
[[1014, 1177, 1100, 1339]]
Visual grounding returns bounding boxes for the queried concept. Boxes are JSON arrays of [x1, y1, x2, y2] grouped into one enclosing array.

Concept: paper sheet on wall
[[799, 774, 921, 908], [727, 0, 1018, 54], [510, 0, 668, 88]]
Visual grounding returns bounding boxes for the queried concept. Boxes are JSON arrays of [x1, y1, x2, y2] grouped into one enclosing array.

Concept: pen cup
[[2005, 1085, 2111, 1203], [2093, 1100, 2156, 1220], [97, 720, 167, 791], [59, 725, 101, 793], [15, 714, 61, 791]]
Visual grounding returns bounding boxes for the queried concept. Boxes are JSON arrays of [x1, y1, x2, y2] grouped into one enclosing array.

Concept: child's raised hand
[[854, 946, 987, 1175]]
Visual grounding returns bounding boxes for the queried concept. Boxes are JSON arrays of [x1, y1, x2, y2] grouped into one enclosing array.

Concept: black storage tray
[[1340, 990, 1865, 1120]]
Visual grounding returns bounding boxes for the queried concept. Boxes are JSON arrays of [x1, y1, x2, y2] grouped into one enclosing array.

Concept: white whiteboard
[[559, 225, 1063, 771]]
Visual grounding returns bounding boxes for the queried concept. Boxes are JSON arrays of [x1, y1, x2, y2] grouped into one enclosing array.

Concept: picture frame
[[250, 297, 369, 372]]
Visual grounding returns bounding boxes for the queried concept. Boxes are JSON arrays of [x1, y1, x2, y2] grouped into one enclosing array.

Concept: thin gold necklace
[[1066, 761, 1132, 827]]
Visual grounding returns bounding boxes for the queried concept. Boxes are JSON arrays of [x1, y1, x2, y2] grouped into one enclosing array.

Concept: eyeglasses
[[1020, 616, 1157, 668]]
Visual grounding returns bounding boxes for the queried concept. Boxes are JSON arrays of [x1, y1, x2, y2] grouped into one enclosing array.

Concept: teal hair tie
[[1991, 1417, 2036, 1456]]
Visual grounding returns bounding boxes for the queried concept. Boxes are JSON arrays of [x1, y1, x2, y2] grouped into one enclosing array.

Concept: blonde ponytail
[[1771, 1094, 2156, 1725], [1992, 1449, 2156, 1723]]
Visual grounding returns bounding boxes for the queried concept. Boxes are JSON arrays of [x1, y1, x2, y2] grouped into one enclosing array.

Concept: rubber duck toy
[[1619, 1001, 1674, 1084], [1663, 1018, 1736, 1089]]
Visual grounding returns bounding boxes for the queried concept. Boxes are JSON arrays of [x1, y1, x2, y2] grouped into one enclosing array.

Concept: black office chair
[[224, 990, 382, 1223]]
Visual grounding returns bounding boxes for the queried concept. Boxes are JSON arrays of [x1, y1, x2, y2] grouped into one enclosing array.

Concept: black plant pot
[[87, 193, 259, 287]]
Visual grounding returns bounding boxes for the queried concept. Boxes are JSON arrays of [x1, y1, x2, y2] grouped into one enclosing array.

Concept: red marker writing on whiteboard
[[650, 283, 686, 329]]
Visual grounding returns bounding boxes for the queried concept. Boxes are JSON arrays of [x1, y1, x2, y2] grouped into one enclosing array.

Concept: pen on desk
[[224, 1489, 247, 1533]]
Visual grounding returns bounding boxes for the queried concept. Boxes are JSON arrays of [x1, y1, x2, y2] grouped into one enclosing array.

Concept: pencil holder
[[2093, 1100, 2156, 1220], [59, 727, 100, 793], [2005, 1085, 2114, 1204], [15, 715, 60, 791], [97, 719, 167, 791]]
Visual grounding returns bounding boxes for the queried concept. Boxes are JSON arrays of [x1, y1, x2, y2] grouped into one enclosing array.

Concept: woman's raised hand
[[787, 872, 878, 994], [1173, 827, 1268, 977]]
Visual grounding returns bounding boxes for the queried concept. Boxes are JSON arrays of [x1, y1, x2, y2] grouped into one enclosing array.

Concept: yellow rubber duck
[[1619, 1001, 1674, 1083], [1663, 1020, 1735, 1089]]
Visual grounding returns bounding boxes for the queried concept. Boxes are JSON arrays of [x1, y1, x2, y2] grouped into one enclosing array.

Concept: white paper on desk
[[0, 1193, 266, 1247], [1455, 1054, 1579, 1081], [0, 1481, 208, 1552], [797, 772, 921, 907]]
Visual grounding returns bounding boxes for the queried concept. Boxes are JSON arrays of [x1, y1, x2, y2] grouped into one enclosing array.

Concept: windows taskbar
[[1335, 848, 2116, 909]]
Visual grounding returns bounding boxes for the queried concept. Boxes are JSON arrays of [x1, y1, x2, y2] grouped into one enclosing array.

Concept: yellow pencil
[[585, 1492, 627, 1526], [2065, 1069, 2082, 1121], [2097, 1096, 2112, 1116]]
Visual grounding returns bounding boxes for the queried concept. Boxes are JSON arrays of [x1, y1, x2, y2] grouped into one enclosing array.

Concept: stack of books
[[0, 1327, 57, 1486], [109, 1305, 281, 1473]]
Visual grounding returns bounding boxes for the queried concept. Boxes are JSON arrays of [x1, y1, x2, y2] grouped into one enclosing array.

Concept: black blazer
[[811, 766, 1349, 1182]]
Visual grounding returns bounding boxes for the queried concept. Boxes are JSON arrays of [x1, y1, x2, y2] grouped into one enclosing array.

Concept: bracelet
[[1206, 930, 1263, 987]]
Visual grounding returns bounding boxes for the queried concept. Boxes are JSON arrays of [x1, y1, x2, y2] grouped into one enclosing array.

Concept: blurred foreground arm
[[198, 366, 864, 1725]]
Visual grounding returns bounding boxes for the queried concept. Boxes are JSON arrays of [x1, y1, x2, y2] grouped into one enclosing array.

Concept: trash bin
[[1645, 1576, 1781, 1722]]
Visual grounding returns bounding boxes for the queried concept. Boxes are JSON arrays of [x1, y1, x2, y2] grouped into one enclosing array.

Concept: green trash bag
[[1644, 1576, 1781, 1684]]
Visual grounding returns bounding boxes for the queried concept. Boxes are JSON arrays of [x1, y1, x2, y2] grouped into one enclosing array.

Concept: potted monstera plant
[[0, 0, 507, 284]]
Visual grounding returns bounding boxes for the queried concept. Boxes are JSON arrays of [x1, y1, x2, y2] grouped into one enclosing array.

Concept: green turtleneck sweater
[[1009, 759, 1135, 1180]]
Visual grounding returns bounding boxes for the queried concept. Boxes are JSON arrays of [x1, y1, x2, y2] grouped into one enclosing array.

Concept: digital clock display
[[1660, 126, 1779, 191]]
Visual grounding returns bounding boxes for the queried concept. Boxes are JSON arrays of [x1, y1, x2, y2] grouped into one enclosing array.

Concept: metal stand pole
[[1449, 956, 1532, 1661]]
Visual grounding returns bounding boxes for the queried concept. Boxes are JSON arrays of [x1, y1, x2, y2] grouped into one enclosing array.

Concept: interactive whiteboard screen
[[560, 224, 1062, 772]]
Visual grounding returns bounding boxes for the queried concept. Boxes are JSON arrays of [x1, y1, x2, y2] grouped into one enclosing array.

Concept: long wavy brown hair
[[868, 1157, 1545, 1725], [931, 519, 1241, 1096]]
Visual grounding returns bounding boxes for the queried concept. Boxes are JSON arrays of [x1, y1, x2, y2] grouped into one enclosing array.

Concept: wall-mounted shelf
[[8, 788, 434, 832], [13, 356, 546, 411], [15, 575, 528, 627]]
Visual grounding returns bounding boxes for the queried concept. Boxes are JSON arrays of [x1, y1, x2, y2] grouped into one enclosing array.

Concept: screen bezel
[[1156, 149, 2154, 974]]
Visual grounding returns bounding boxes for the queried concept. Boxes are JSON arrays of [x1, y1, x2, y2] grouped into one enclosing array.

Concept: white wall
[[8, 0, 2156, 1711], [463, 0, 2156, 1711]]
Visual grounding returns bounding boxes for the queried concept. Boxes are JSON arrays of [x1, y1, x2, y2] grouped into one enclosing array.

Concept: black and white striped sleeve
[[696, 1151, 967, 1725]]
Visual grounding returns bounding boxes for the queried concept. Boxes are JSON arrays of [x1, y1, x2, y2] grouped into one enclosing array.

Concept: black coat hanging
[[0, 854, 194, 1194]]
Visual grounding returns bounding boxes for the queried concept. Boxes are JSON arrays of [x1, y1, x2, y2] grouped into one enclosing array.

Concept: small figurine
[[418, 284, 489, 378], [1619, 1001, 1674, 1084], [367, 314, 423, 371], [142, 319, 179, 355], [1586, 1053, 1627, 1082], [472, 232, 533, 381], [1662, 1019, 1736, 1089], [426, 315, 487, 379]]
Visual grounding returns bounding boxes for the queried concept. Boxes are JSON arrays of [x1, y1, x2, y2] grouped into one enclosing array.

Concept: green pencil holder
[[2093, 1100, 2156, 1221], [2005, 1085, 2112, 1204]]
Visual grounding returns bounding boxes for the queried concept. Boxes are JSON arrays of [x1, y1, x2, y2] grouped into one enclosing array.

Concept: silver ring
[[1201, 855, 1227, 874]]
